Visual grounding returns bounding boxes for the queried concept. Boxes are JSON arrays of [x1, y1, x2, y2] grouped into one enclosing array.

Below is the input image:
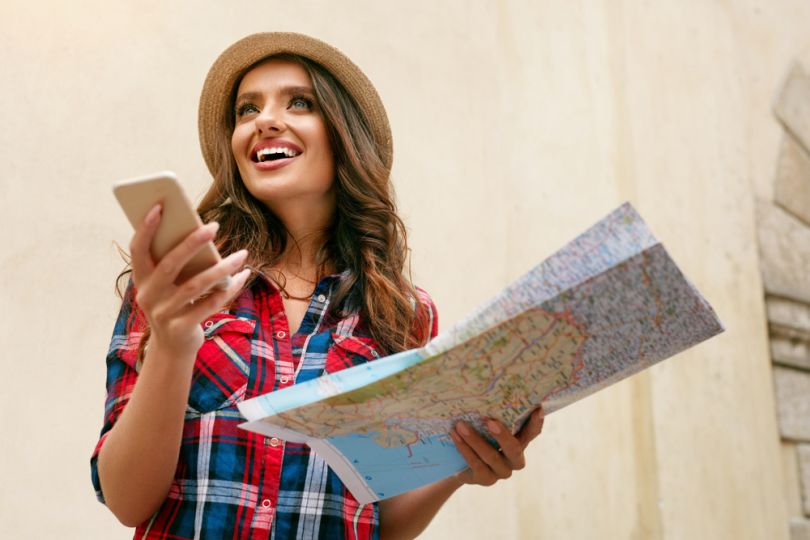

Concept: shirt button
[[316, 294, 327, 303], [280, 376, 290, 384], [276, 330, 286, 339], [269, 437, 281, 447], [261, 499, 272, 509]]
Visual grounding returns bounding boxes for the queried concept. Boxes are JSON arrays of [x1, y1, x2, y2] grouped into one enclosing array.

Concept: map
[[238, 203, 724, 503]]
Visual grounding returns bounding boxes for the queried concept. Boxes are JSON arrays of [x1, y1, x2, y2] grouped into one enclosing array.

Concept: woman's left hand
[[450, 407, 545, 487]]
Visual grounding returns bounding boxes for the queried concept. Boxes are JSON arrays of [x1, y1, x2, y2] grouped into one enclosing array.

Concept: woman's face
[[231, 59, 335, 216]]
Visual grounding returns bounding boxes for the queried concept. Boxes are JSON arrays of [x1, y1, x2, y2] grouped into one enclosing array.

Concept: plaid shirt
[[91, 274, 437, 539]]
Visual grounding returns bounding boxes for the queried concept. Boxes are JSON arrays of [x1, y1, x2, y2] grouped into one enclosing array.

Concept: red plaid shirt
[[91, 274, 437, 539]]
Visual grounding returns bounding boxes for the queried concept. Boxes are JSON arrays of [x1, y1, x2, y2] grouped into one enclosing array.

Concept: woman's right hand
[[129, 203, 251, 358], [98, 203, 251, 526]]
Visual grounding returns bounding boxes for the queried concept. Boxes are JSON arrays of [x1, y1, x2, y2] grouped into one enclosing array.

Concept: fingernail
[[487, 420, 501, 434], [145, 204, 162, 224], [232, 267, 251, 285], [197, 222, 219, 239], [230, 249, 248, 267], [457, 423, 470, 436]]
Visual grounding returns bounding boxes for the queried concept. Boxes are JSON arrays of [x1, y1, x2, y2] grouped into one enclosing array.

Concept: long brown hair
[[121, 54, 429, 354]]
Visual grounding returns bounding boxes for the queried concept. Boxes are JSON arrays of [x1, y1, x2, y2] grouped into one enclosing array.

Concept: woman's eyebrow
[[278, 85, 315, 97], [234, 91, 261, 105], [235, 86, 315, 105]]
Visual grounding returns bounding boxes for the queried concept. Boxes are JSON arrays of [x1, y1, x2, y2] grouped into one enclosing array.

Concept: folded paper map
[[237, 203, 724, 504]]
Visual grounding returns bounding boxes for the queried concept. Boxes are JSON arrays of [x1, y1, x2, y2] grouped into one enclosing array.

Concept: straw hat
[[198, 32, 392, 176]]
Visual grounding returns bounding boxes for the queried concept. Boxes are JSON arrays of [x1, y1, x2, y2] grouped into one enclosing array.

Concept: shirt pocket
[[325, 333, 381, 374], [187, 314, 256, 413]]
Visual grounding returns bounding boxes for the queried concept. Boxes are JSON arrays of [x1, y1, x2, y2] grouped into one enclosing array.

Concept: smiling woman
[[231, 60, 336, 216], [90, 32, 544, 540]]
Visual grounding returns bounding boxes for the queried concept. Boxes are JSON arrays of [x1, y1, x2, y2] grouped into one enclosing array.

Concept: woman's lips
[[253, 155, 297, 171], [251, 140, 303, 162]]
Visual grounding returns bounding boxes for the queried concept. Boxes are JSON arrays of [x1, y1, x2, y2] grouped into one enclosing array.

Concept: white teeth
[[256, 146, 300, 161]]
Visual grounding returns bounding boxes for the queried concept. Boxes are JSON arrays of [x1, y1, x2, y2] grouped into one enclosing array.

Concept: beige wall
[[2, 1, 807, 538]]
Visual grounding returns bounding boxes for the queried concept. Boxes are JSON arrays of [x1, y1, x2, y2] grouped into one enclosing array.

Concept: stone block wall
[[761, 58, 810, 538]]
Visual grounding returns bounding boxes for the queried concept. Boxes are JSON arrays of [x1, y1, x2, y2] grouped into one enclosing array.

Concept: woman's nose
[[255, 106, 285, 134]]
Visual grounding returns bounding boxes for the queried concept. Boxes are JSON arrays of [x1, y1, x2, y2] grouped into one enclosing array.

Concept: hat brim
[[198, 32, 392, 177]]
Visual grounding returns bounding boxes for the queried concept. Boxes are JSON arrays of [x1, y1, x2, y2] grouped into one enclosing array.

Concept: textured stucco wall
[[1, 1, 807, 538]]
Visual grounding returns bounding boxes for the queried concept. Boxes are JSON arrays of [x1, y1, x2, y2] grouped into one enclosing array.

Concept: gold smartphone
[[113, 171, 232, 290]]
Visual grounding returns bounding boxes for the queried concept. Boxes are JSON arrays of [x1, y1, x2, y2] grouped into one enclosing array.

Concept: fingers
[[449, 428, 497, 486], [486, 419, 526, 470], [129, 204, 162, 284], [450, 422, 513, 484], [134, 220, 222, 314], [184, 267, 251, 321], [130, 209, 251, 324], [450, 409, 546, 488], [152, 222, 220, 286], [517, 407, 545, 449], [169, 249, 249, 307]]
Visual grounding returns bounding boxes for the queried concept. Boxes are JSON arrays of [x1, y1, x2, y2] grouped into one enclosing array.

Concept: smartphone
[[113, 171, 232, 290]]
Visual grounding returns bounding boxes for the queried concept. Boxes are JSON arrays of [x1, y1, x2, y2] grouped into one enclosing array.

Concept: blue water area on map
[[327, 432, 468, 499]]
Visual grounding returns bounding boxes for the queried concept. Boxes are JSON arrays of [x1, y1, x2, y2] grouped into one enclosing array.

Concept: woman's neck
[[268, 193, 335, 273], [276, 233, 329, 278]]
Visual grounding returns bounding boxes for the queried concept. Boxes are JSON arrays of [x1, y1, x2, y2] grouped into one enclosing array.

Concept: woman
[[91, 32, 545, 539]]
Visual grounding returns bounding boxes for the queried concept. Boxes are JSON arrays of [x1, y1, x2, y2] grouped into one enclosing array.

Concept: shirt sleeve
[[90, 281, 147, 504]]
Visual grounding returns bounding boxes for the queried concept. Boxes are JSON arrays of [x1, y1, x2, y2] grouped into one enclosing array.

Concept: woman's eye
[[290, 97, 313, 110], [235, 103, 260, 117]]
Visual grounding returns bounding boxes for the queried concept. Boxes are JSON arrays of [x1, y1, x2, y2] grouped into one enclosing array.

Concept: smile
[[254, 146, 302, 162]]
